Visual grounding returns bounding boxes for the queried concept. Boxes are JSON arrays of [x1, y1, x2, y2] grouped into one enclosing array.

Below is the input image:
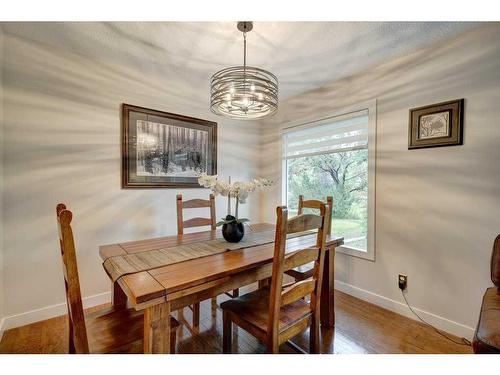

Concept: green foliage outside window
[[287, 149, 368, 250]]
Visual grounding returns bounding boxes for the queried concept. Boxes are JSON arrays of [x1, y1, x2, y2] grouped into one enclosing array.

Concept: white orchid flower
[[214, 181, 231, 197], [197, 175, 273, 203], [237, 187, 249, 203]]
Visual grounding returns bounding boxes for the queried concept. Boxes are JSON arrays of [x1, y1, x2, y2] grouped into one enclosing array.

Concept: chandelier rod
[[243, 31, 247, 70], [243, 31, 247, 112]]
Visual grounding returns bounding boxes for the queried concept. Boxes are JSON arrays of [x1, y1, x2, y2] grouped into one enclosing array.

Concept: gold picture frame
[[408, 99, 464, 149]]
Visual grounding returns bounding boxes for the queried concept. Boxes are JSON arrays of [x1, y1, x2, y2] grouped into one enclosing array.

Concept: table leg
[[112, 281, 127, 310], [144, 301, 171, 354], [258, 277, 270, 289], [320, 247, 335, 327]]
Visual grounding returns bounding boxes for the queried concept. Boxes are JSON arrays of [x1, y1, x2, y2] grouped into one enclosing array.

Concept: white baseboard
[[0, 317, 5, 342], [1, 283, 475, 342], [335, 279, 475, 340], [1, 291, 111, 331]]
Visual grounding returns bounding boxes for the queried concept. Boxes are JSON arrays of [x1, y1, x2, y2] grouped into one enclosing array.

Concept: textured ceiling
[[2, 22, 479, 102]]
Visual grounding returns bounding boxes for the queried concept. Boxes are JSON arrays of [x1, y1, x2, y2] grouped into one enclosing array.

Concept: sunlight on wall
[[0, 26, 5, 326], [1, 23, 499, 337], [2, 29, 261, 318], [260, 24, 500, 337]]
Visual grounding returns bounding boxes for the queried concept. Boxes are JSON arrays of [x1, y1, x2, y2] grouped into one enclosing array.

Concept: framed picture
[[408, 99, 464, 149], [122, 104, 217, 188]]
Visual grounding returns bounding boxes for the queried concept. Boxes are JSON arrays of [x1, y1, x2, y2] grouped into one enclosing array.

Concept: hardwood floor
[[0, 288, 472, 354]]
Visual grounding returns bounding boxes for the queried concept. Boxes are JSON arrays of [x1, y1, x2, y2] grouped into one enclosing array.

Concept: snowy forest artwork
[[136, 120, 209, 177], [122, 104, 217, 188]]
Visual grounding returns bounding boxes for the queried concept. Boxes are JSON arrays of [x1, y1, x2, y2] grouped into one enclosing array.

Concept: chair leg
[[68, 333, 76, 354], [192, 302, 200, 328], [258, 278, 270, 289], [178, 307, 185, 323], [222, 311, 232, 354], [309, 316, 320, 354], [68, 320, 76, 354], [170, 326, 177, 354], [266, 340, 279, 354], [232, 289, 239, 297]]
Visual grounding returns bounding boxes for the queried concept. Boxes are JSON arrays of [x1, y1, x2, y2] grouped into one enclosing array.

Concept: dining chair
[[285, 195, 333, 282], [220, 202, 330, 354], [56, 203, 179, 354], [176, 193, 217, 235], [176, 194, 239, 328]]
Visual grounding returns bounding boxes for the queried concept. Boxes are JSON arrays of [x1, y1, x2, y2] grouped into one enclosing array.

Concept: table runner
[[103, 230, 280, 282]]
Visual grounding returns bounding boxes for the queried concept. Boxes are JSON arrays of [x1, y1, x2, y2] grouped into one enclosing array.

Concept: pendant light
[[210, 22, 278, 120]]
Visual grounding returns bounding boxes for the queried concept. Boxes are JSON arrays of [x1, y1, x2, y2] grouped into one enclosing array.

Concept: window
[[282, 101, 376, 260]]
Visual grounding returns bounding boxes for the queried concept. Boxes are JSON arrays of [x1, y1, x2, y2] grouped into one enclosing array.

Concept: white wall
[[1, 26, 261, 325], [2, 23, 500, 340], [0, 25, 5, 336], [261, 24, 500, 338]]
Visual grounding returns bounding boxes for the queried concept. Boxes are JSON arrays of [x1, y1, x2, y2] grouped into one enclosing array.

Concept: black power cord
[[401, 290, 471, 347]]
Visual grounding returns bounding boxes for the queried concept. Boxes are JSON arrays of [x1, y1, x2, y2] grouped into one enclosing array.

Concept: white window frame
[[281, 99, 377, 261]]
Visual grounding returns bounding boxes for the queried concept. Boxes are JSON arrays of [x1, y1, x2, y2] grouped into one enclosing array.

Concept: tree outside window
[[287, 149, 368, 251]]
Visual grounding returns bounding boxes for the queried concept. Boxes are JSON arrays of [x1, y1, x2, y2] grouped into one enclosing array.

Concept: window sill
[[336, 244, 375, 261]]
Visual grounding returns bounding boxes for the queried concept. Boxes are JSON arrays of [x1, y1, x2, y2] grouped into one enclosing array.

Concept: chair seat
[[220, 287, 311, 341], [473, 287, 500, 353], [285, 262, 315, 281], [86, 306, 179, 354]]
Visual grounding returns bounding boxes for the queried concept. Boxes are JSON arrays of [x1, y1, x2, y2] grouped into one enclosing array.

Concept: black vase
[[222, 215, 245, 243]]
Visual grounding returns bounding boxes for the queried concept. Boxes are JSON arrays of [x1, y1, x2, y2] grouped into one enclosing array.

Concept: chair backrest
[[56, 203, 89, 353], [492, 234, 500, 287], [176, 194, 216, 235], [298, 194, 333, 235], [267, 202, 330, 348]]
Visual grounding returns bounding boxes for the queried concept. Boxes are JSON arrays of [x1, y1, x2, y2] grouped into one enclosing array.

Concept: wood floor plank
[[0, 288, 472, 354]]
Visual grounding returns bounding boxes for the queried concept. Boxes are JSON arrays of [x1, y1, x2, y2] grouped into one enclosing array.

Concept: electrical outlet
[[398, 274, 407, 290]]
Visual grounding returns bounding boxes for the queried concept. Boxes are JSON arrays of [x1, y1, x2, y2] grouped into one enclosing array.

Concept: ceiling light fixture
[[210, 22, 278, 120]]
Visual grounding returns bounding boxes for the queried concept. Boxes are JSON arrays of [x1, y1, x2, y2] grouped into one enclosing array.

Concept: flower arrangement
[[197, 173, 273, 227]]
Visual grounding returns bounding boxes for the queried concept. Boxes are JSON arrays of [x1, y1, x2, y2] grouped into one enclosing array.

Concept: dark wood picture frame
[[122, 104, 217, 188], [408, 99, 464, 149]]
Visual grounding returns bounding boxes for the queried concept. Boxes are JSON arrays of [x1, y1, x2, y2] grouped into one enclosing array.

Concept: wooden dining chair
[[176, 193, 217, 235], [56, 203, 179, 354], [176, 194, 239, 328], [220, 202, 330, 354], [285, 195, 333, 282]]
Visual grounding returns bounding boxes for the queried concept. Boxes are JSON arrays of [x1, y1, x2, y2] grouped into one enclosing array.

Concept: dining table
[[99, 222, 344, 354]]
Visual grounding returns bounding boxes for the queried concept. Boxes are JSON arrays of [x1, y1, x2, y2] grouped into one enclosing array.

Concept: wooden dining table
[[99, 223, 343, 354]]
